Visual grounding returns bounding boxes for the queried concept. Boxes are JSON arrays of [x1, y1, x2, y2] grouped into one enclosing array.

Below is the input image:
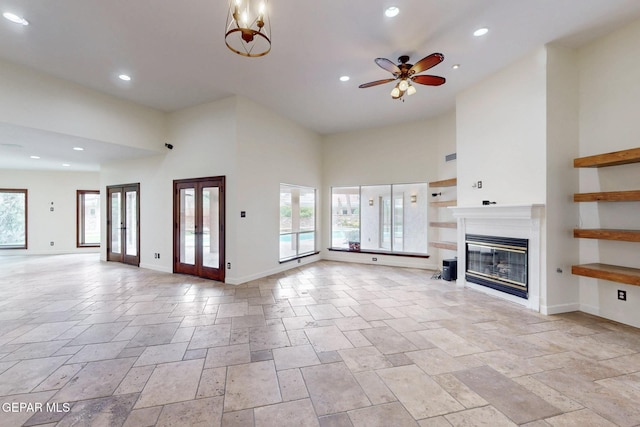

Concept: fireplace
[[465, 234, 528, 299]]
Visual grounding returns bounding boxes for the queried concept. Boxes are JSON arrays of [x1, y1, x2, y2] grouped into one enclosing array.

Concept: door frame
[[106, 183, 140, 266], [173, 176, 225, 282]]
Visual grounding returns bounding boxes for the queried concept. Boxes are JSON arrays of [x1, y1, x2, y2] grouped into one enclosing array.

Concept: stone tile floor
[[1, 254, 640, 426]]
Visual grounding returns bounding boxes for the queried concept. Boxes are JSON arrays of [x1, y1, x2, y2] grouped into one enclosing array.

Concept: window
[[280, 184, 316, 261], [0, 189, 27, 249], [331, 183, 428, 254], [77, 190, 101, 247]]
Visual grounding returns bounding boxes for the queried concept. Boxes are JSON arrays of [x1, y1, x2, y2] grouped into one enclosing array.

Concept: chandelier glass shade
[[225, 0, 271, 57]]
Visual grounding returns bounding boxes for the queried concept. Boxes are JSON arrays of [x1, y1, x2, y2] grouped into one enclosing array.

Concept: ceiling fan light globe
[[407, 85, 416, 96], [390, 86, 401, 98], [398, 79, 409, 91]]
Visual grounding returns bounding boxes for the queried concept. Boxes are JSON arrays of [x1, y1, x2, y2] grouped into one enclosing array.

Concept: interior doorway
[[173, 176, 225, 282], [106, 183, 140, 266]]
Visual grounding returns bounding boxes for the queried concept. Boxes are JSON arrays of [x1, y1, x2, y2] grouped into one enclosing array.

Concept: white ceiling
[[2, 0, 640, 170]]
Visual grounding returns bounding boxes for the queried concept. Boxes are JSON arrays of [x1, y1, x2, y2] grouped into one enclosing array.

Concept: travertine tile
[[0, 356, 69, 395], [353, 371, 396, 405], [348, 402, 418, 427], [4, 256, 640, 427], [338, 346, 392, 372], [156, 396, 224, 426], [53, 357, 137, 402], [273, 344, 321, 370], [277, 368, 309, 401], [133, 342, 188, 366], [305, 326, 354, 352], [135, 359, 204, 408], [224, 360, 282, 411], [254, 399, 320, 427], [376, 364, 463, 419], [196, 367, 226, 398], [444, 405, 517, 427], [301, 362, 371, 416], [55, 393, 138, 427], [114, 365, 155, 395], [543, 408, 618, 426], [454, 366, 562, 424]]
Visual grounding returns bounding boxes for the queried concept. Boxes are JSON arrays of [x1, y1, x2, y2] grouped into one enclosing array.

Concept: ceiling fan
[[359, 53, 445, 100]]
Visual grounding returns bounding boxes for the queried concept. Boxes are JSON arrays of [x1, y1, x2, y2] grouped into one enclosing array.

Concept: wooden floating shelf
[[574, 190, 640, 202], [574, 229, 640, 242], [429, 178, 457, 188], [430, 200, 457, 207], [429, 221, 457, 229], [429, 241, 457, 251], [574, 147, 640, 168], [572, 263, 640, 287]]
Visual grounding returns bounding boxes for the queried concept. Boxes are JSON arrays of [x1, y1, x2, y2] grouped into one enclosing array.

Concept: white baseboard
[[139, 263, 173, 274], [541, 302, 580, 315], [225, 254, 322, 285], [322, 252, 436, 270]]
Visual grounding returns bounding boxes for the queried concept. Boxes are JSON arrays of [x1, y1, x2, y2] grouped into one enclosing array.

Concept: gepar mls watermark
[[2, 402, 71, 413]]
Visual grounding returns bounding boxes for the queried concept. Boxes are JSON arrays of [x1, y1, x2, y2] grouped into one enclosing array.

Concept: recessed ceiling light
[[339, 76, 350, 82], [30, 155, 40, 159], [3, 12, 29, 26], [473, 27, 489, 37], [73, 147, 84, 151], [118, 74, 131, 81], [62, 163, 70, 167], [385, 6, 399, 18], [452, 64, 460, 69]]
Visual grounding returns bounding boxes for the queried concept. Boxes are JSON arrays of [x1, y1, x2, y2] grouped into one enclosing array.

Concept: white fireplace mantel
[[449, 204, 546, 312]]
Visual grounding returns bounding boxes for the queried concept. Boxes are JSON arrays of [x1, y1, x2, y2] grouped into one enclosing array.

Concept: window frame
[[279, 184, 317, 263], [76, 190, 101, 248], [330, 183, 430, 257], [0, 188, 28, 250]]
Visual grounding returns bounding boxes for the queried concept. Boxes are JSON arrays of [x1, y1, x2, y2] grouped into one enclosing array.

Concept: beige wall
[[0, 169, 100, 254], [321, 112, 456, 270], [0, 59, 166, 152], [577, 19, 640, 327]]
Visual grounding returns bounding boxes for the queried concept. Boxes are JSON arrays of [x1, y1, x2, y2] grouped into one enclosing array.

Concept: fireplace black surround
[[465, 234, 528, 299]]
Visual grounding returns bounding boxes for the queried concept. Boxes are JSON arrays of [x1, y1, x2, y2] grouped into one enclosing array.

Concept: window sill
[[328, 248, 430, 259], [279, 251, 321, 264]]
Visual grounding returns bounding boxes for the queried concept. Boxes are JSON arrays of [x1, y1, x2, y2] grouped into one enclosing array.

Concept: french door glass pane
[[125, 191, 137, 256], [180, 188, 196, 265], [202, 187, 219, 269], [110, 192, 121, 254]]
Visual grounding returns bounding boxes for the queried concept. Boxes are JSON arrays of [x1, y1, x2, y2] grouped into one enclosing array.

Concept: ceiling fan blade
[[374, 58, 401, 75], [359, 78, 396, 88], [409, 53, 444, 74], [411, 75, 446, 86]]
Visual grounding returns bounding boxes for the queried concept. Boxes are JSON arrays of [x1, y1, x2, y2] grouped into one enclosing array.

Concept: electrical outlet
[[50, 241, 54, 246], [477, 181, 483, 189], [227, 262, 231, 269], [372, 257, 378, 261], [297, 259, 301, 264], [618, 290, 627, 301], [157, 253, 160, 259]]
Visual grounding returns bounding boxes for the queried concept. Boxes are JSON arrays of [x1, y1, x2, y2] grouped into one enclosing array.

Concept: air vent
[[445, 152, 457, 162]]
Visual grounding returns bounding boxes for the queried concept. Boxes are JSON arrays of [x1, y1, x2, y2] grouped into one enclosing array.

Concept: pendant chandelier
[[225, 0, 271, 57]]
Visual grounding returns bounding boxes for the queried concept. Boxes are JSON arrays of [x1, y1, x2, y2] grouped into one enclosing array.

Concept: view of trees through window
[[331, 183, 428, 254], [77, 190, 101, 247], [280, 184, 316, 261], [0, 189, 27, 249]]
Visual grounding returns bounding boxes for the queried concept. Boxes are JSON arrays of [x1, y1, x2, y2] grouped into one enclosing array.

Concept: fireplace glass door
[[465, 234, 528, 298]]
